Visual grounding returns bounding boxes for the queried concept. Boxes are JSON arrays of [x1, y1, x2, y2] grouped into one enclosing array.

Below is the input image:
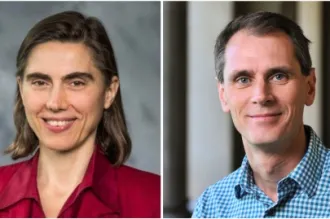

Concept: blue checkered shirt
[[192, 126, 330, 218]]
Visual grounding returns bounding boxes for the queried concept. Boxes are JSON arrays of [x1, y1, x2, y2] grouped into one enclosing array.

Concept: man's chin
[[245, 133, 284, 148]]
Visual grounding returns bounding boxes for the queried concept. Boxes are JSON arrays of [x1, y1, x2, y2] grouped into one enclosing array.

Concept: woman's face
[[18, 41, 118, 152]]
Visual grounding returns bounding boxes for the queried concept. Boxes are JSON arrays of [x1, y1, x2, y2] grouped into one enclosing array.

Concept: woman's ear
[[104, 76, 119, 109], [17, 76, 24, 105], [17, 76, 22, 93]]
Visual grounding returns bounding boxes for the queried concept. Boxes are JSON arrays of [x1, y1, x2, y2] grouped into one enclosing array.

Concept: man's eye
[[271, 73, 289, 83], [273, 73, 285, 80], [236, 77, 250, 84]]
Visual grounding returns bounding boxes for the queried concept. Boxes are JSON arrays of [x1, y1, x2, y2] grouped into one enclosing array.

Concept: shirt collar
[[85, 146, 120, 212], [0, 146, 120, 213], [234, 156, 253, 199], [234, 125, 327, 199], [288, 126, 327, 198]]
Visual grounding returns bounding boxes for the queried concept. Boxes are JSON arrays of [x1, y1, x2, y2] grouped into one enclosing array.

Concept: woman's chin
[[39, 142, 79, 153]]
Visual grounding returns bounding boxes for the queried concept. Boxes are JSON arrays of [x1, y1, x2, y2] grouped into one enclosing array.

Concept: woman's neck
[[37, 140, 95, 190]]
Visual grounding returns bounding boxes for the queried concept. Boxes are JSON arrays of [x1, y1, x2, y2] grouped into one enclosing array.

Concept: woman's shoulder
[[0, 159, 30, 191], [0, 159, 29, 176], [116, 165, 160, 190], [114, 165, 160, 217], [116, 165, 160, 181], [115, 164, 160, 192]]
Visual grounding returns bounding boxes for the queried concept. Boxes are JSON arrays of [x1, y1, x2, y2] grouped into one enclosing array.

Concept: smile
[[248, 113, 282, 122], [249, 113, 282, 118], [46, 120, 73, 127], [42, 118, 76, 133]]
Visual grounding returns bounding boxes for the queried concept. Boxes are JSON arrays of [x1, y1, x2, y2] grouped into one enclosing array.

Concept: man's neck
[[244, 125, 307, 202]]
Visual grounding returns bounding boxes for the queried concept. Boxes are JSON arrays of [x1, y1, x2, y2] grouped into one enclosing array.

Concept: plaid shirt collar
[[235, 125, 326, 199]]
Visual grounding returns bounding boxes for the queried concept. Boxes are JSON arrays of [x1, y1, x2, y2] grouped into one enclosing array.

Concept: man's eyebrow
[[265, 66, 295, 77], [24, 72, 95, 81], [228, 70, 253, 82]]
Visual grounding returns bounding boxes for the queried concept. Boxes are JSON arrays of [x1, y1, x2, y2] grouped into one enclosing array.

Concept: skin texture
[[19, 41, 118, 153], [217, 30, 316, 201], [17, 41, 119, 217]]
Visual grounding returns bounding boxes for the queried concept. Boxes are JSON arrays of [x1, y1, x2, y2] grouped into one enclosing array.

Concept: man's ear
[[305, 68, 316, 106], [217, 82, 230, 113], [104, 76, 119, 109]]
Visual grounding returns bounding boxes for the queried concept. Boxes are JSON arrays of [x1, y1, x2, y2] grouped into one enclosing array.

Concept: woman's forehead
[[24, 41, 102, 79]]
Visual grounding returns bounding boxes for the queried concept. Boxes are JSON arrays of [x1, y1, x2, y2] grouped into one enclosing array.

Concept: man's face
[[218, 30, 316, 147]]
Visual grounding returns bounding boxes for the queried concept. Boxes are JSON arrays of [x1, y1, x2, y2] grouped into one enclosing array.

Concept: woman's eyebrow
[[25, 72, 51, 81], [24, 72, 95, 81], [62, 72, 95, 81]]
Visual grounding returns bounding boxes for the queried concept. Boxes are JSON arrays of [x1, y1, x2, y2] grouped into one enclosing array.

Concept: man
[[193, 11, 330, 218]]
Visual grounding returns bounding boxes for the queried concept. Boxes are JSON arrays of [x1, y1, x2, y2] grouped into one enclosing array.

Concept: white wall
[[187, 1, 234, 210], [297, 2, 322, 138]]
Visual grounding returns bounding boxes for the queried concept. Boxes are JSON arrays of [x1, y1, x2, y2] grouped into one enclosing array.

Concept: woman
[[0, 11, 160, 218]]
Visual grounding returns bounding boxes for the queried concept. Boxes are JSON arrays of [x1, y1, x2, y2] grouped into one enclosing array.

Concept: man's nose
[[250, 80, 275, 105]]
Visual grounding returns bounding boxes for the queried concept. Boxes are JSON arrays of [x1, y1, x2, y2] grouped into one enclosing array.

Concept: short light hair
[[214, 11, 312, 83]]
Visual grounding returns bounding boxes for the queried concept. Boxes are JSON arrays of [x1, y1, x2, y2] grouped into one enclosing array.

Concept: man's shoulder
[[192, 168, 241, 218], [202, 167, 241, 197]]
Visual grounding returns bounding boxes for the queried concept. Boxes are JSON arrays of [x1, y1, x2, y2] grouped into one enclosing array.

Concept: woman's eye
[[31, 80, 47, 86], [71, 81, 85, 87]]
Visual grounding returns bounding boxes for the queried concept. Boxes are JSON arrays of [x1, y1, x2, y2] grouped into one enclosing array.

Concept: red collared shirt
[[0, 148, 160, 218]]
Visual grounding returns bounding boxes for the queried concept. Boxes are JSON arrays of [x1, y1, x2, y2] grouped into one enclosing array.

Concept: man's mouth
[[249, 113, 282, 118]]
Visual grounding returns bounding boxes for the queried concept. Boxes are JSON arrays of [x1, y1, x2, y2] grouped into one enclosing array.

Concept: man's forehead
[[223, 30, 297, 75], [225, 29, 294, 53]]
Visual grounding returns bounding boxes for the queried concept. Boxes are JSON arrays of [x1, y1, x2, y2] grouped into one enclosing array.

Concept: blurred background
[[0, 2, 160, 174], [163, 1, 328, 217]]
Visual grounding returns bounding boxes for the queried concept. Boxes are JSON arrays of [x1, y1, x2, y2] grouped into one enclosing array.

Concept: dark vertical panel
[[163, 2, 189, 217], [322, 2, 330, 147], [281, 2, 297, 21], [235, 1, 282, 16]]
